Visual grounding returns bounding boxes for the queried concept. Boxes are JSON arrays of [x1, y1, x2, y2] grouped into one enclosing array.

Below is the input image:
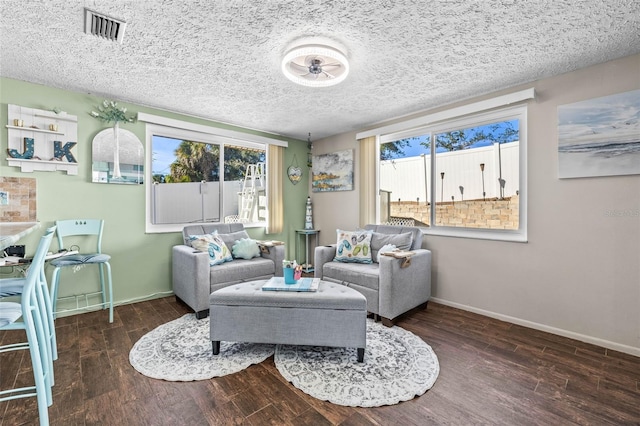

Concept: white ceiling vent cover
[[84, 8, 126, 43]]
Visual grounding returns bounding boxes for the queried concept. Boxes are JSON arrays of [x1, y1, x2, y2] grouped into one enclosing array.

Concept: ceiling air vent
[[84, 8, 127, 43]]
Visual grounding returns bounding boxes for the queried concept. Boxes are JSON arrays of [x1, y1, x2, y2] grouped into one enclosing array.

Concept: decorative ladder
[[239, 163, 266, 222]]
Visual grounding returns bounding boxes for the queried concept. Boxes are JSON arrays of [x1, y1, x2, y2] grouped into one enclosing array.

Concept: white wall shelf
[[6, 158, 79, 175], [34, 112, 76, 122], [6, 104, 78, 175], [5, 125, 64, 135]]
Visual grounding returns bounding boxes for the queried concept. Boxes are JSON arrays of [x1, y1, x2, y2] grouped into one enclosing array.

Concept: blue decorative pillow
[[334, 229, 373, 264], [188, 232, 232, 266], [232, 238, 261, 260]]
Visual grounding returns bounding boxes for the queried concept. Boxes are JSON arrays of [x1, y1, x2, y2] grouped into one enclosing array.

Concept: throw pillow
[[334, 229, 373, 264], [370, 232, 413, 261], [376, 243, 397, 263], [188, 232, 233, 266], [231, 238, 261, 260]]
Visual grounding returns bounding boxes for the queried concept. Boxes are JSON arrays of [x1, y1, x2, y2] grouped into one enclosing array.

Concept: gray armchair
[[172, 223, 284, 319], [314, 224, 431, 326]]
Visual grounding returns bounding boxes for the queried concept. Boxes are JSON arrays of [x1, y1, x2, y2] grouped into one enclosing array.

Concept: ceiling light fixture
[[281, 44, 349, 87]]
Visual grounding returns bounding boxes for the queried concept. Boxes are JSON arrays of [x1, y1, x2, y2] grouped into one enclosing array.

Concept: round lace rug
[[129, 314, 274, 381], [274, 319, 439, 407]]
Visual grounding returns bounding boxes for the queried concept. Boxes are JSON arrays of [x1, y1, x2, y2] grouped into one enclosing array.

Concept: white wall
[[311, 54, 640, 356]]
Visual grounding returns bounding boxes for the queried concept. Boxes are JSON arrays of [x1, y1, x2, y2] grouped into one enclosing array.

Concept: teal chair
[[0, 225, 58, 382], [0, 226, 56, 425], [49, 220, 113, 323]]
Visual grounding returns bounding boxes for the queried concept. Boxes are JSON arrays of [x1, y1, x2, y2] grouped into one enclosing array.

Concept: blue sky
[[152, 136, 182, 175], [385, 120, 519, 159]]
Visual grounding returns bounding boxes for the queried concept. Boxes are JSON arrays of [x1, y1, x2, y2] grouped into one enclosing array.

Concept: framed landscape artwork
[[558, 89, 640, 179], [312, 149, 354, 192]]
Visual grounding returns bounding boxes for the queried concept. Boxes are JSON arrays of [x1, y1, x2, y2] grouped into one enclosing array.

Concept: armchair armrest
[[378, 249, 432, 320], [172, 244, 211, 314], [260, 244, 285, 276], [314, 244, 337, 278]]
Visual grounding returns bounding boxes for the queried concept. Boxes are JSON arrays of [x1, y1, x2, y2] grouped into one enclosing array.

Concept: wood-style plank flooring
[[1, 297, 639, 425]]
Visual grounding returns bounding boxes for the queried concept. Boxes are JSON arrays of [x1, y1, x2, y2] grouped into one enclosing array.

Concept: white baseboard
[[54, 290, 174, 318], [430, 297, 640, 358], [114, 290, 174, 307]]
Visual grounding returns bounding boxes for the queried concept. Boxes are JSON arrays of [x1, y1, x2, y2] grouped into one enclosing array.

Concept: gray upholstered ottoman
[[210, 280, 367, 362]]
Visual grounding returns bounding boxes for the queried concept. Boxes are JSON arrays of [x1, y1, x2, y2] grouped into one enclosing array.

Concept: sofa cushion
[[364, 225, 423, 250], [187, 232, 233, 266], [232, 238, 261, 260], [323, 261, 380, 291], [209, 257, 275, 285], [182, 223, 245, 246], [219, 230, 250, 249], [370, 232, 413, 262], [334, 229, 373, 264]]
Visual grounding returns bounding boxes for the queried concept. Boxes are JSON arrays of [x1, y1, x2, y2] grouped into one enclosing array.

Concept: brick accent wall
[[390, 195, 519, 230], [0, 177, 37, 222]]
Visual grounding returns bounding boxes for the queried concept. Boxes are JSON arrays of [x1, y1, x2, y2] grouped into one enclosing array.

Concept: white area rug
[[129, 315, 439, 407], [129, 314, 274, 381], [274, 319, 440, 407]]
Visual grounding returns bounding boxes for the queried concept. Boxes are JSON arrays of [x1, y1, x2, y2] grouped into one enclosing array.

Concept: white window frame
[[139, 113, 287, 233], [364, 89, 533, 242]]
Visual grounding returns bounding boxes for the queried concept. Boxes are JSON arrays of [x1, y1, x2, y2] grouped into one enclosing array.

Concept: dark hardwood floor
[[1, 297, 639, 425]]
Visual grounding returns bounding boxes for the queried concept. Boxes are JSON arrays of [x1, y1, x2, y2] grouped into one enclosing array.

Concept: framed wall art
[[312, 149, 354, 192], [558, 89, 640, 179]]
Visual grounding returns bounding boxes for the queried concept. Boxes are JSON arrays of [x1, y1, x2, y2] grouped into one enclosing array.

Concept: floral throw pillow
[[334, 229, 373, 264], [188, 232, 233, 266]]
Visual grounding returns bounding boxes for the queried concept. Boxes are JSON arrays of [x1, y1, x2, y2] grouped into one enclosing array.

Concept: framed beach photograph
[[312, 149, 354, 192], [558, 89, 640, 179]]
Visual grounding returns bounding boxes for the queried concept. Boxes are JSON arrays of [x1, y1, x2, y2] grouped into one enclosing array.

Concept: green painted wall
[[1, 77, 310, 308]]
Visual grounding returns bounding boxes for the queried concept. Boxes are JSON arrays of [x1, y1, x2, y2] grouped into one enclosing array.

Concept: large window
[[377, 104, 528, 241], [144, 121, 270, 233]]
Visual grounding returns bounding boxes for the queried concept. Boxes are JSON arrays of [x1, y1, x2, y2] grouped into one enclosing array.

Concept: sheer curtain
[[267, 144, 284, 234], [358, 136, 377, 227]]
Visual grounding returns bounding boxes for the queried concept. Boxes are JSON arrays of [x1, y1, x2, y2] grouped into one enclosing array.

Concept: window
[[142, 115, 283, 233], [377, 104, 528, 242], [150, 132, 266, 225]]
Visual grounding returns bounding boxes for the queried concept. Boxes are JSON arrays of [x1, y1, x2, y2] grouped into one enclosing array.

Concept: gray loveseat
[[172, 223, 285, 319], [314, 224, 431, 326]]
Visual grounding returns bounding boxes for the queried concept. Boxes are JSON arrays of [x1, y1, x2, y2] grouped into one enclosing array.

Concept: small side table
[[295, 229, 320, 273]]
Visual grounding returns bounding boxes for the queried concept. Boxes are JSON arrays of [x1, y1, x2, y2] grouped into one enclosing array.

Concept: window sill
[[422, 226, 527, 243]]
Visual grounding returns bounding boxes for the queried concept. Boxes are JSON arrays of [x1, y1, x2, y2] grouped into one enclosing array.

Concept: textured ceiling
[[1, 0, 639, 141]]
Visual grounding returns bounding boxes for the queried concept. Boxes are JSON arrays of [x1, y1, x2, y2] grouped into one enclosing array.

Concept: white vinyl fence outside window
[[380, 142, 519, 204]]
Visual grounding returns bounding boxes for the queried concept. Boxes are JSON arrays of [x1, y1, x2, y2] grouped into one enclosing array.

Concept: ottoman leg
[[212, 341, 220, 355], [357, 347, 364, 362]]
